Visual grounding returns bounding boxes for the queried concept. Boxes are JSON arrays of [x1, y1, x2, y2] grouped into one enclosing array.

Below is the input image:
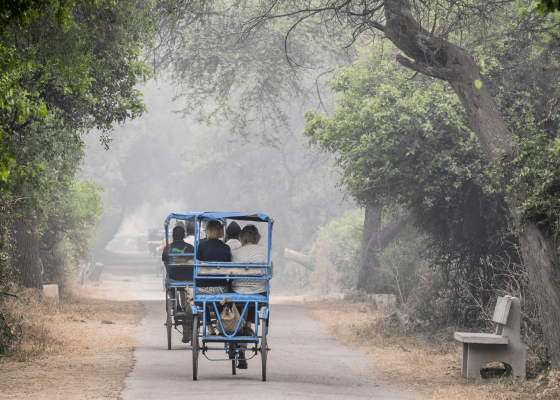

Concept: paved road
[[102, 253, 417, 399]]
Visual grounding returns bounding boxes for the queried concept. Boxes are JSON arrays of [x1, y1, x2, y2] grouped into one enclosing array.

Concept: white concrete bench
[[454, 295, 526, 379]]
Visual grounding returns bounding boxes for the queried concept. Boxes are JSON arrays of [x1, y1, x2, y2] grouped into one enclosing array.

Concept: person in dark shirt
[[162, 225, 194, 343], [197, 219, 231, 262], [196, 219, 230, 335], [162, 225, 194, 265]]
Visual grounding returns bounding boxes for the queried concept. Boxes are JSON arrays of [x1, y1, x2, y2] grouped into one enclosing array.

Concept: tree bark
[[356, 207, 408, 291], [360, 0, 560, 363], [356, 206, 382, 291], [14, 219, 43, 289]]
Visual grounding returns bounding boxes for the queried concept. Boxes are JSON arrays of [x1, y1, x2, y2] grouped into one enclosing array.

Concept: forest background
[[1, 0, 560, 372]]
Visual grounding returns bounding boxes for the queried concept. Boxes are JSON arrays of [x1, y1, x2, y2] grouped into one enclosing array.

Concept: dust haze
[[79, 80, 355, 287]]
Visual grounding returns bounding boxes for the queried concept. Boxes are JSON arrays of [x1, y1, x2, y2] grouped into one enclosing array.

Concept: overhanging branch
[[395, 54, 452, 81], [360, 17, 385, 32]]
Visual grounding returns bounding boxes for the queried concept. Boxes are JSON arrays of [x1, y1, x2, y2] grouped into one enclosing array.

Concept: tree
[[150, 0, 354, 143], [304, 48, 519, 325], [0, 0, 154, 288], [236, 0, 560, 365]]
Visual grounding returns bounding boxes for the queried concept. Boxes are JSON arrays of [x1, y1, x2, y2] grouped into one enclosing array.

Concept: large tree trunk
[[357, 206, 382, 291], [361, 0, 560, 363], [357, 206, 407, 291], [14, 219, 43, 289]]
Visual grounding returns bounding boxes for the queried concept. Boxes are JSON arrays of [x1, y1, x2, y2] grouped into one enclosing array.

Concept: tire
[[261, 319, 268, 382], [229, 343, 236, 375], [192, 315, 199, 381], [166, 296, 172, 350]]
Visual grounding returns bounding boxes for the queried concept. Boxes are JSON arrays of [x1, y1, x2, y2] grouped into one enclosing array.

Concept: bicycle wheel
[[166, 296, 172, 350], [229, 343, 237, 375], [192, 315, 199, 380], [261, 319, 267, 381]]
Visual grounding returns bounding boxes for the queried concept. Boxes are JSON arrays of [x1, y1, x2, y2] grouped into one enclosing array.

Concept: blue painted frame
[[163, 211, 273, 359]]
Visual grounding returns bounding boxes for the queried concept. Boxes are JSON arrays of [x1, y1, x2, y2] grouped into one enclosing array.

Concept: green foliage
[[304, 46, 519, 326], [504, 128, 560, 247], [379, 227, 426, 305], [0, 0, 154, 192], [0, 194, 15, 355], [534, 0, 560, 14], [315, 209, 364, 289], [41, 180, 103, 282], [304, 47, 485, 214], [0, 0, 69, 32]]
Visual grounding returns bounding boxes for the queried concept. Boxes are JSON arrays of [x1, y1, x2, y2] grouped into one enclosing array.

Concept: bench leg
[[462, 343, 468, 375], [466, 344, 483, 380], [465, 343, 526, 380]]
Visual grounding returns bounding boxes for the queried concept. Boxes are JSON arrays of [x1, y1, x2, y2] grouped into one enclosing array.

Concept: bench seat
[[454, 332, 508, 344], [194, 293, 267, 302]]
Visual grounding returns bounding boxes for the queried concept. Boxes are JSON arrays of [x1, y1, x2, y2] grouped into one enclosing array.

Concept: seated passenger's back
[[196, 220, 231, 262], [162, 225, 194, 281], [231, 244, 267, 264]]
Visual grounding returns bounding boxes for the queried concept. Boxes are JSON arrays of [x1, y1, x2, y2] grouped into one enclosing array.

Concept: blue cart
[[163, 211, 272, 381]]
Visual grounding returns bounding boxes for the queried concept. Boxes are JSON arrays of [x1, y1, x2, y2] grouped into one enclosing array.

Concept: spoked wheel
[[261, 319, 268, 381], [192, 315, 200, 381], [166, 296, 172, 350], [229, 343, 237, 375]]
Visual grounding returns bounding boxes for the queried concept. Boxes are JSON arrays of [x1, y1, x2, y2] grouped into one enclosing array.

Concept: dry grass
[[0, 276, 141, 362], [0, 275, 144, 399], [306, 301, 559, 400]]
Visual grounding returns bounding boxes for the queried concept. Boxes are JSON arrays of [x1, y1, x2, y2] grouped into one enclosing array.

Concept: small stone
[[101, 320, 114, 324]]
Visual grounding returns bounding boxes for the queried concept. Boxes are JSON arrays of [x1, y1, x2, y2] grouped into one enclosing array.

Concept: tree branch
[[360, 17, 385, 32], [395, 54, 452, 81]]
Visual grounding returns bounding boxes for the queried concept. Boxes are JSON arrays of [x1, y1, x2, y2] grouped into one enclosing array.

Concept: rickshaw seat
[[194, 293, 267, 302]]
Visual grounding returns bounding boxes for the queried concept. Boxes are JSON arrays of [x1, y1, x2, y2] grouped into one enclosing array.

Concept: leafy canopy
[[304, 46, 485, 213]]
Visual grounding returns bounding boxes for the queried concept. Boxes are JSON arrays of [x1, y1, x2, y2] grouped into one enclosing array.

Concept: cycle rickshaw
[[163, 211, 272, 381]]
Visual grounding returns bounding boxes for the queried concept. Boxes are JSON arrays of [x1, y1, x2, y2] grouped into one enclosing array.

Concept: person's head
[[225, 221, 241, 240], [239, 224, 261, 246], [172, 225, 185, 241], [205, 220, 224, 240], [186, 221, 195, 236]]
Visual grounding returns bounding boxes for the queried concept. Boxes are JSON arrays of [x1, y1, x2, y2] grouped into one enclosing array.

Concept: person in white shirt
[[231, 225, 268, 294], [184, 221, 195, 246], [231, 224, 271, 370]]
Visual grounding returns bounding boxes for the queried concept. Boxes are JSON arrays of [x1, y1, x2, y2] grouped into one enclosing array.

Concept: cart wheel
[[261, 319, 268, 382], [166, 297, 172, 350], [229, 343, 236, 375], [192, 315, 199, 381]]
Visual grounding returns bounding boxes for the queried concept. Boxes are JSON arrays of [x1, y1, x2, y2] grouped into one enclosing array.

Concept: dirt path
[[121, 273, 419, 400]]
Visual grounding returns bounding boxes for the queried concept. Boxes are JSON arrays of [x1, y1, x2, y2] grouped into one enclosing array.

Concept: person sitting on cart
[[196, 219, 230, 334], [162, 225, 194, 343], [231, 224, 269, 294], [224, 221, 242, 250], [185, 221, 196, 246], [230, 224, 270, 369]]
